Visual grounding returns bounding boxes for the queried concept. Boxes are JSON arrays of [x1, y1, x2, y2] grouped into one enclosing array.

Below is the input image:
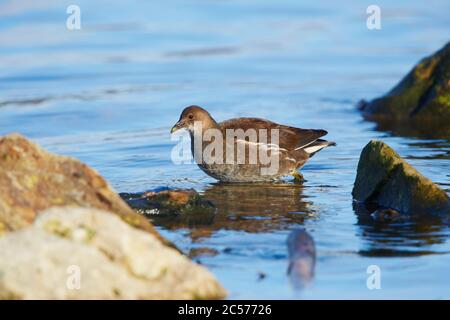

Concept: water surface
[[0, 0, 449, 299]]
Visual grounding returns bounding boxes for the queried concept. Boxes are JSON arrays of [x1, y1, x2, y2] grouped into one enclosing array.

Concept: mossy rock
[[359, 41, 450, 120], [352, 140, 449, 215]]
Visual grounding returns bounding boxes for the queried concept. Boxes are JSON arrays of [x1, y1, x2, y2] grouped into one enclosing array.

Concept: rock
[[359, 42, 450, 120], [122, 189, 216, 215], [0, 133, 169, 246], [0, 207, 226, 300], [122, 189, 216, 230], [352, 140, 450, 215]]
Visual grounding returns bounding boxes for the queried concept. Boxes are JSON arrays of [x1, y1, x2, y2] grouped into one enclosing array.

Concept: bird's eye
[[188, 114, 194, 119]]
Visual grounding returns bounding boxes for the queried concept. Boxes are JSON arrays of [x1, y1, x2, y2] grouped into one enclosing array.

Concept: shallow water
[[1, 0, 449, 299]]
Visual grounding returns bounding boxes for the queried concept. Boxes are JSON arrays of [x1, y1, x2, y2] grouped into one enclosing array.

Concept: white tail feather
[[303, 144, 328, 154]]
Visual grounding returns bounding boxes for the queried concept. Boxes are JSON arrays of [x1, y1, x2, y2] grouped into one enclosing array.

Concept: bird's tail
[[303, 139, 336, 157]]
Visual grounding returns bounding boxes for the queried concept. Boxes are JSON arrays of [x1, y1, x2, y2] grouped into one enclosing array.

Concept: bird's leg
[[291, 170, 305, 183]]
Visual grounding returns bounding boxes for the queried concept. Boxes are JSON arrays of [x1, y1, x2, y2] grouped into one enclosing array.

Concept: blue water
[[0, 0, 449, 299]]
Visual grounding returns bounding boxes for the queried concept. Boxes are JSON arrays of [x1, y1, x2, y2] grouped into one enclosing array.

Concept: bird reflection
[[150, 182, 314, 240]]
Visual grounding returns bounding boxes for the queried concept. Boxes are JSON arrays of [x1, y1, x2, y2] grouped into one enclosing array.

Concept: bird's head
[[170, 105, 216, 133]]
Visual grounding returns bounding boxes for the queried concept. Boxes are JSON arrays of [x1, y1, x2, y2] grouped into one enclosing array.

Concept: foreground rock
[[0, 207, 226, 300], [359, 42, 450, 122], [352, 140, 449, 215], [0, 133, 168, 245]]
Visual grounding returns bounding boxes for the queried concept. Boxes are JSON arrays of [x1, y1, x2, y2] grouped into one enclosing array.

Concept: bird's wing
[[219, 118, 327, 150]]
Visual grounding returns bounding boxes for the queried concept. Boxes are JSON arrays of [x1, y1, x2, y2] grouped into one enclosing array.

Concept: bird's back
[[218, 117, 328, 151]]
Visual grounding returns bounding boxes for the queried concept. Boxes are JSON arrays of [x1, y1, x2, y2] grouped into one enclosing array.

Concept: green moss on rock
[[352, 140, 449, 215], [360, 41, 450, 120]]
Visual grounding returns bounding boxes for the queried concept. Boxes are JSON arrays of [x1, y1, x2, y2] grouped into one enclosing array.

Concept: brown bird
[[171, 105, 335, 182]]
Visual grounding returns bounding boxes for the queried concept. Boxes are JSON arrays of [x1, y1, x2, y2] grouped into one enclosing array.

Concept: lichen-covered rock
[[0, 133, 168, 245], [0, 207, 226, 300], [359, 42, 450, 120], [352, 140, 449, 215]]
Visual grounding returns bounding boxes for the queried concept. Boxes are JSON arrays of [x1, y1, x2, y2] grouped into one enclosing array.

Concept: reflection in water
[[150, 183, 314, 241], [353, 202, 450, 257], [287, 229, 316, 289], [366, 116, 450, 142], [406, 140, 450, 162]]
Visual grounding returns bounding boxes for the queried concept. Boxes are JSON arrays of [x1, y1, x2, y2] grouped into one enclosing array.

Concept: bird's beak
[[170, 121, 183, 134]]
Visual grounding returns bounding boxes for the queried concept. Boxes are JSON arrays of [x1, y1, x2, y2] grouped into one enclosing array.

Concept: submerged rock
[[0, 133, 169, 245], [122, 189, 217, 229], [359, 42, 450, 120], [122, 189, 216, 216], [352, 140, 449, 215], [287, 229, 315, 289], [0, 207, 226, 300], [370, 208, 408, 223]]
